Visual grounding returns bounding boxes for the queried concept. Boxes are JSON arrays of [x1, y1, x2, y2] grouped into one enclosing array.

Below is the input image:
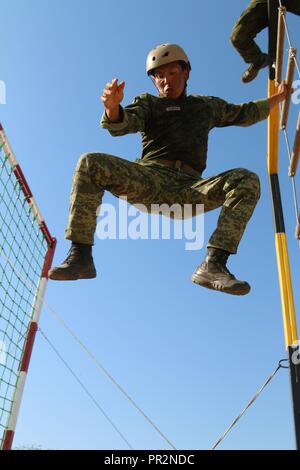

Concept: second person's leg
[[230, 0, 270, 83]]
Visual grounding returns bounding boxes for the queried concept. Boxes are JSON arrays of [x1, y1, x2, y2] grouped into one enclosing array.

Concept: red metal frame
[[0, 123, 56, 450]]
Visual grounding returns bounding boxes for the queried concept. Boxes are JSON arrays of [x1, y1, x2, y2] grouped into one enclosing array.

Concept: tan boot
[[191, 248, 250, 296], [241, 53, 271, 84]]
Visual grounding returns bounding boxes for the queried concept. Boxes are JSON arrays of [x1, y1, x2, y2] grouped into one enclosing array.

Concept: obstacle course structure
[[0, 123, 56, 450]]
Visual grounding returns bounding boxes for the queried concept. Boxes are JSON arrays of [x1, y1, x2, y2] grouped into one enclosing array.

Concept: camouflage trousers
[[65, 153, 261, 254], [230, 0, 269, 64], [230, 0, 300, 64]]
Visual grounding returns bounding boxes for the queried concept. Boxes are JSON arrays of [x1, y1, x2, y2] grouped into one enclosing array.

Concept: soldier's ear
[[184, 69, 190, 81], [150, 76, 160, 93]]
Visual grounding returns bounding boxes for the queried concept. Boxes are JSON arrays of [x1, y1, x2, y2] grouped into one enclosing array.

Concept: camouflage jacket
[[101, 92, 270, 175]]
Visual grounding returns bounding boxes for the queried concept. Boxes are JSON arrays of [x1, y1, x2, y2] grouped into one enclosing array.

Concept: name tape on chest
[[166, 106, 181, 112]]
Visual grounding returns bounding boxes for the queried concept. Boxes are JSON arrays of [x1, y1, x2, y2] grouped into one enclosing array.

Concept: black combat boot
[[191, 248, 250, 296], [241, 53, 271, 83], [48, 243, 96, 281]]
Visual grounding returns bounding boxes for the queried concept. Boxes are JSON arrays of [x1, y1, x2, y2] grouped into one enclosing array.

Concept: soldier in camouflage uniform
[[231, 0, 300, 83], [49, 43, 287, 295]]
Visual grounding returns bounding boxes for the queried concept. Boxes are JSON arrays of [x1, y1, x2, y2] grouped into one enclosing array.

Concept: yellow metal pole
[[268, 0, 300, 448], [268, 80, 298, 349], [268, 81, 279, 174]]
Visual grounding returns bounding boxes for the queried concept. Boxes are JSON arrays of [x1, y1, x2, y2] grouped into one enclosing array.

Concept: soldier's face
[[152, 62, 189, 99]]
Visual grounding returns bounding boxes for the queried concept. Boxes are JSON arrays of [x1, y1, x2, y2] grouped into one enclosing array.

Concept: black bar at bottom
[[288, 345, 300, 450]]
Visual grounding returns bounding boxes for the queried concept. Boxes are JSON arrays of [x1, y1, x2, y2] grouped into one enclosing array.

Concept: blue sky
[[1, 0, 300, 450]]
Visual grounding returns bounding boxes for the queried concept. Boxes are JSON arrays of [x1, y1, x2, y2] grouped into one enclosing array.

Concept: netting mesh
[[0, 140, 49, 448]]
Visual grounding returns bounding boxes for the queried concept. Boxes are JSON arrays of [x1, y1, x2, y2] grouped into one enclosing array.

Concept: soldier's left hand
[[276, 81, 289, 102]]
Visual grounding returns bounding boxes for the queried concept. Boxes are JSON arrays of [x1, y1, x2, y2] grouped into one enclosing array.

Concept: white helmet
[[146, 43, 191, 75]]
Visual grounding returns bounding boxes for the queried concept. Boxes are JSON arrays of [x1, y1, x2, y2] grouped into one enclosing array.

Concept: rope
[[277, 0, 300, 246], [278, 0, 300, 79], [38, 327, 134, 450], [211, 359, 288, 450], [280, 113, 300, 247], [43, 300, 177, 450], [0, 248, 177, 450], [211, 3, 298, 450], [0, 141, 49, 447]]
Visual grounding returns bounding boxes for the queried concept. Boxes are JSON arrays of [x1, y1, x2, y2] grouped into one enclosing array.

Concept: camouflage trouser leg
[[230, 0, 268, 64], [65, 153, 260, 253], [167, 167, 260, 254], [195, 168, 260, 254], [284, 1, 300, 15], [65, 153, 175, 244]]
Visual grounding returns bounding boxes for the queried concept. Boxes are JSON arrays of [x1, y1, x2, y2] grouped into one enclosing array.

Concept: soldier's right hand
[[101, 78, 125, 111]]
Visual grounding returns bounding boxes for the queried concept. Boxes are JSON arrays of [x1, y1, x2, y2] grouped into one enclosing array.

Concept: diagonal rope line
[[278, 0, 300, 79], [38, 327, 133, 449], [211, 360, 288, 450], [279, 102, 300, 222], [43, 300, 177, 450], [276, 0, 300, 247], [0, 249, 176, 450], [0, 140, 49, 447]]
